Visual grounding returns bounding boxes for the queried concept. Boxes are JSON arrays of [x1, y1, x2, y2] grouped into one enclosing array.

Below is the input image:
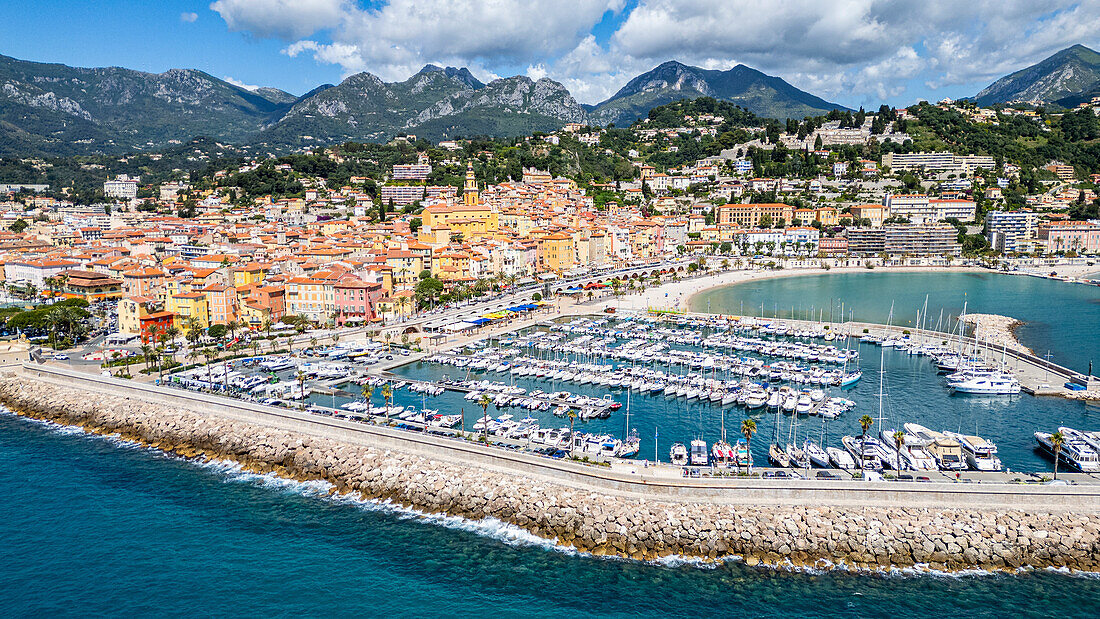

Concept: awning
[[443, 321, 477, 332], [469, 317, 492, 325]]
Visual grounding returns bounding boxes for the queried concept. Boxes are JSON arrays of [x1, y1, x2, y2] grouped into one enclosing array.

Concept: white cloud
[[224, 76, 261, 91], [180, 12, 199, 23], [213, 0, 1100, 106], [210, 0, 349, 40]]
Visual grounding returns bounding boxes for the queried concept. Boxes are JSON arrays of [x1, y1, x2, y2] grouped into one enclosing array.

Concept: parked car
[[52, 353, 69, 360]]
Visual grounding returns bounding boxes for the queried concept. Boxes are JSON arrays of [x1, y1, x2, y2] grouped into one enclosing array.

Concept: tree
[[381, 383, 393, 423], [8, 219, 28, 233], [295, 370, 308, 407], [567, 408, 578, 457], [741, 418, 756, 472], [479, 393, 493, 443], [893, 429, 906, 474], [859, 415, 874, 469], [1050, 431, 1065, 480]]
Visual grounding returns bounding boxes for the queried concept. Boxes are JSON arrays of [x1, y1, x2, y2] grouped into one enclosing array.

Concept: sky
[[3, 1, 1100, 110]]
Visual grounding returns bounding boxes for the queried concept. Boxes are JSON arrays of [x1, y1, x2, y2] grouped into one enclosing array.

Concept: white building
[[985, 210, 1038, 253], [103, 175, 139, 200]]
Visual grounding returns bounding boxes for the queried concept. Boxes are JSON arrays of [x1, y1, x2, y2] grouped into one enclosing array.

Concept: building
[[103, 175, 139, 199], [985, 210, 1038, 253], [1045, 163, 1076, 181], [462, 162, 480, 206], [1039, 221, 1100, 254], [334, 278, 384, 325], [55, 269, 123, 302], [882, 152, 995, 173], [846, 224, 961, 255], [392, 155, 432, 180], [167, 292, 210, 332], [715, 203, 795, 227], [882, 195, 976, 224], [848, 205, 887, 228], [380, 185, 426, 206], [118, 296, 176, 344], [4, 258, 80, 288]]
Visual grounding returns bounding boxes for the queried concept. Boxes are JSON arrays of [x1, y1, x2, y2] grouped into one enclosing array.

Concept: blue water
[[386, 339, 1098, 473], [690, 272, 1100, 374], [3, 410, 1098, 617]]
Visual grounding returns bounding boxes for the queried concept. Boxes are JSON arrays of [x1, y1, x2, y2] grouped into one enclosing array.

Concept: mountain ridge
[[0, 53, 847, 155], [973, 44, 1100, 106]]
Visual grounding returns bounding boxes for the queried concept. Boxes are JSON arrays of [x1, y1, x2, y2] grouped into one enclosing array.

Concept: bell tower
[[463, 162, 479, 206]]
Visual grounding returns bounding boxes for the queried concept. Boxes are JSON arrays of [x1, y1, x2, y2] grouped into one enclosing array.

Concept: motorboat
[[905, 424, 965, 470], [948, 371, 1021, 395], [669, 442, 689, 466], [841, 435, 883, 470], [689, 439, 709, 466], [944, 431, 1002, 471], [826, 446, 856, 470]]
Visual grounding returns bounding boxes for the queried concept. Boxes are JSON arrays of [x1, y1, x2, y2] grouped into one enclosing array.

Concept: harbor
[[152, 307, 1099, 479]]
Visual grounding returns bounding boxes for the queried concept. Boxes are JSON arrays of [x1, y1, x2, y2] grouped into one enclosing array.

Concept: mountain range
[[0, 54, 846, 156], [973, 44, 1100, 107]]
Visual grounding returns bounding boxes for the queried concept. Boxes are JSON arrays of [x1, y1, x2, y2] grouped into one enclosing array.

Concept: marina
[[159, 306, 1100, 476]]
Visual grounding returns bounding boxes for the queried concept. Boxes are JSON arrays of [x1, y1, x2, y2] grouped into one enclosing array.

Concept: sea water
[[690, 271, 1100, 373], [2, 409, 1099, 617]]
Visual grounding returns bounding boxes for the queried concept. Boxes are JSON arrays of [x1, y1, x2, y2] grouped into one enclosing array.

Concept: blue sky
[[3, 1, 1100, 109]]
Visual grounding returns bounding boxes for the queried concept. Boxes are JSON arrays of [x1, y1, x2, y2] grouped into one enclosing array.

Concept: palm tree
[[478, 393, 492, 442], [225, 320, 240, 343], [1051, 431, 1066, 480], [567, 408, 579, 457], [380, 383, 393, 423], [893, 429, 906, 475], [741, 418, 756, 472], [362, 385, 374, 415], [309, 336, 318, 353], [295, 370, 308, 408], [396, 294, 410, 318], [859, 414, 874, 468]]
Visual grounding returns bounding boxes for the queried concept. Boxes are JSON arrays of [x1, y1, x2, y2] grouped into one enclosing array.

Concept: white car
[[52, 353, 69, 360]]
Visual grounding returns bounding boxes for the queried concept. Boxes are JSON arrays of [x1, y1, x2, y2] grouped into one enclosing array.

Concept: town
[[0, 97, 1096, 352]]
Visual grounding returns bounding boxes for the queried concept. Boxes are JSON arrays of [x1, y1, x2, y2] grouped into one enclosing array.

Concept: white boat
[[904, 423, 966, 470], [826, 446, 856, 470], [841, 435, 883, 470], [689, 439, 709, 466], [944, 431, 1002, 471], [949, 372, 1021, 395], [669, 442, 689, 466], [803, 439, 831, 468]]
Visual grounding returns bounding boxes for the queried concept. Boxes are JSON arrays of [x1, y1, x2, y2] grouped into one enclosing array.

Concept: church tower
[[463, 161, 480, 206]]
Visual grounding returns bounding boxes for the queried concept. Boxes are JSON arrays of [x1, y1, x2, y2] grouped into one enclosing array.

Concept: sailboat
[[839, 309, 862, 387], [617, 388, 640, 457], [711, 407, 734, 465]]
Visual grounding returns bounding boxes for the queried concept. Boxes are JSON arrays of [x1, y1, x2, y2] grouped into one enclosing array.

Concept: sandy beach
[[612, 262, 1100, 315]]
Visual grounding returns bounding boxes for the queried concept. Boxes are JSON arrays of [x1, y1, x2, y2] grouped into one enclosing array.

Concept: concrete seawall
[[3, 365, 1099, 572]]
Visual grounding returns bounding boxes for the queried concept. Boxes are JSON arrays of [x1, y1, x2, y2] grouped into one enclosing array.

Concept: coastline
[[4, 367, 1099, 573]]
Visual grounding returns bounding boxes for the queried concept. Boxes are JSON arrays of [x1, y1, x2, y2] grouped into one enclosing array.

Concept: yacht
[[1035, 428, 1100, 473], [841, 435, 883, 470], [669, 442, 689, 466], [948, 371, 1021, 395], [944, 431, 1002, 471], [734, 438, 754, 470], [689, 439, 709, 466], [880, 429, 938, 471], [803, 439, 831, 468], [905, 423, 966, 470], [711, 439, 734, 465], [826, 446, 856, 470], [768, 443, 791, 467]]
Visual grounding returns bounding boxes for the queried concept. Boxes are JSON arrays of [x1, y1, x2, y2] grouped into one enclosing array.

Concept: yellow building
[[168, 292, 209, 332], [232, 263, 266, 287], [537, 233, 575, 274], [421, 203, 498, 236]]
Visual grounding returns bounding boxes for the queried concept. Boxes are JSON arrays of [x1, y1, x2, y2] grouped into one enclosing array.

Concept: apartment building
[[847, 224, 961, 255], [715, 203, 795, 227], [985, 210, 1038, 253], [882, 152, 995, 173]]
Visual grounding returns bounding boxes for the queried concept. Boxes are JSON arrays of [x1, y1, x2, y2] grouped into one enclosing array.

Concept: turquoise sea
[[690, 271, 1100, 374], [3, 410, 1100, 617]]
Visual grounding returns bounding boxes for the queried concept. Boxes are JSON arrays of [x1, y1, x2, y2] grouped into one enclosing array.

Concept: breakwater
[[2, 368, 1099, 573]]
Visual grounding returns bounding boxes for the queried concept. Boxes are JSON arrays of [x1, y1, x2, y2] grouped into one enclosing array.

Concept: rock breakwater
[[959, 313, 1032, 355], [2, 371, 1098, 573]]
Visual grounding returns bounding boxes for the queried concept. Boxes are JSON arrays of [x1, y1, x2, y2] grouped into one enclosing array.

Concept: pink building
[[334, 278, 384, 325], [1039, 222, 1100, 254]]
